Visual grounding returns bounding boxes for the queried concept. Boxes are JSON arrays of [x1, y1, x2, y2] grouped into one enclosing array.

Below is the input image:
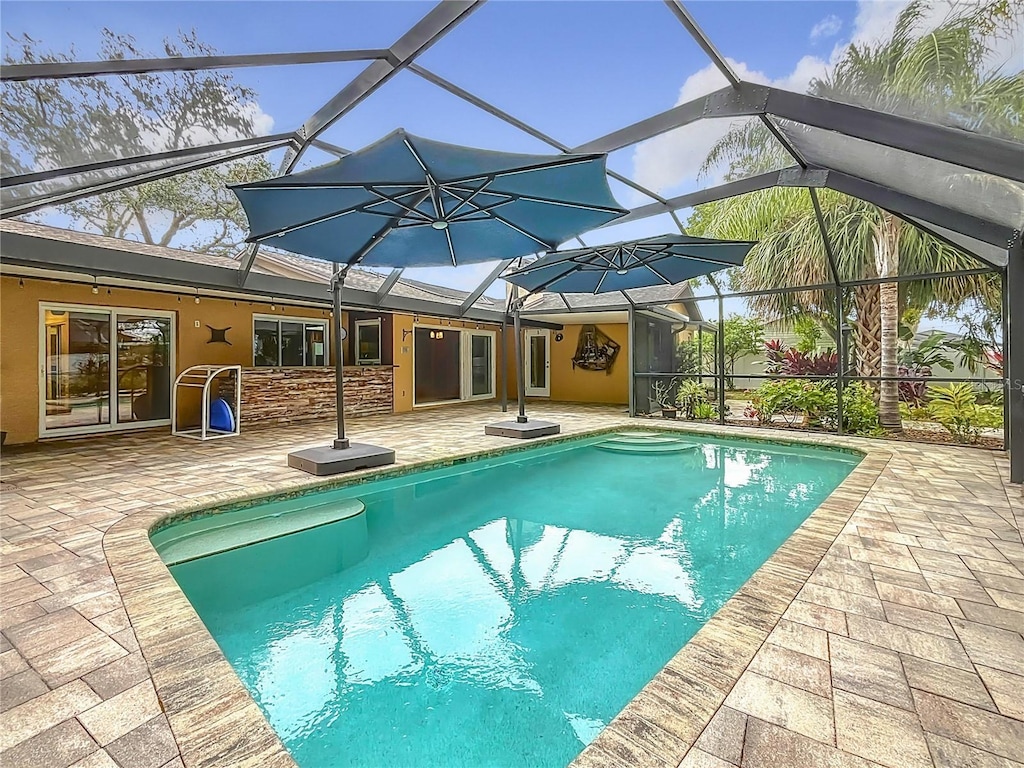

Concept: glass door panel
[[525, 330, 550, 396], [281, 322, 305, 366], [116, 315, 172, 423], [470, 334, 493, 397], [305, 324, 327, 366], [44, 309, 111, 430], [414, 328, 461, 404]]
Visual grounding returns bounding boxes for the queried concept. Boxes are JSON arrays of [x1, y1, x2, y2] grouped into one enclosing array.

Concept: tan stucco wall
[[0, 276, 339, 444], [549, 323, 629, 405], [0, 276, 513, 441]]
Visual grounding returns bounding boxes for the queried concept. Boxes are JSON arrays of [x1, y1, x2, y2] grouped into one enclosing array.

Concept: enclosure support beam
[[375, 269, 404, 304], [628, 306, 636, 417], [717, 292, 726, 426], [1008, 232, 1024, 482], [459, 259, 514, 316], [1, 49, 389, 81], [236, 243, 261, 286], [810, 188, 845, 435]]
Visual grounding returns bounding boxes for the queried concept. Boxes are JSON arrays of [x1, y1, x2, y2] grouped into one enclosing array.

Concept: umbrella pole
[[514, 301, 528, 423], [333, 268, 349, 450]]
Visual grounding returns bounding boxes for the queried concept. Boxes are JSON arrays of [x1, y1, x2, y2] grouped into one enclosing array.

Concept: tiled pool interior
[[161, 433, 858, 767]]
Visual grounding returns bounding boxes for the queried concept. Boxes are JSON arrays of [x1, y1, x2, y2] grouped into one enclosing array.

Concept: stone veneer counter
[[233, 365, 394, 426]]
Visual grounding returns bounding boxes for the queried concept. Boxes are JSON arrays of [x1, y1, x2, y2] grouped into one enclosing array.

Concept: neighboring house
[[1, 221, 695, 443]]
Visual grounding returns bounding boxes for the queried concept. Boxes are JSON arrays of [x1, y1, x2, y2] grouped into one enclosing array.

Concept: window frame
[[354, 318, 382, 365], [251, 313, 329, 368]]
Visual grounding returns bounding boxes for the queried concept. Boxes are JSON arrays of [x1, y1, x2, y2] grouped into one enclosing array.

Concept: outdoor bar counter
[[232, 365, 395, 426]]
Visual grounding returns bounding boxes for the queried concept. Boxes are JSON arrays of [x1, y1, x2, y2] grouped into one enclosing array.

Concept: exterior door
[[524, 329, 551, 397], [40, 304, 174, 437]]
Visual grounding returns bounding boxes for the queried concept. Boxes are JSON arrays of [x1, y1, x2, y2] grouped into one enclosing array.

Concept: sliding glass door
[[413, 326, 496, 405], [41, 304, 175, 437]]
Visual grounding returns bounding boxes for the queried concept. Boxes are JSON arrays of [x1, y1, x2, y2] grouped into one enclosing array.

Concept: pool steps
[[595, 432, 700, 454], [155, 498, 366, 566]]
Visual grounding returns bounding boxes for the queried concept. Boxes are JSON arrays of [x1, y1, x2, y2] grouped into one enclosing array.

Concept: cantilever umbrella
[[231, 129, 627, 474], [502, 234, 756, 425]]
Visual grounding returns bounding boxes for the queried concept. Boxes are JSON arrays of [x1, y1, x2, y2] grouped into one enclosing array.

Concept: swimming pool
[[156, 432, 859, 768]]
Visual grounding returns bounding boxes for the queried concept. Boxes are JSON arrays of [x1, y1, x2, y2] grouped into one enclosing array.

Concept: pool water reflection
[[166, 435, 858, 768]]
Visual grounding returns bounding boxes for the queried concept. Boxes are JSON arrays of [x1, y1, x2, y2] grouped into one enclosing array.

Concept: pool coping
[[102, 423, 889, 768]]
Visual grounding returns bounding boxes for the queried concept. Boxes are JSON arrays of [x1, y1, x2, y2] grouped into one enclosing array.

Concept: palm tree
[[689, 0, 1017, 431]]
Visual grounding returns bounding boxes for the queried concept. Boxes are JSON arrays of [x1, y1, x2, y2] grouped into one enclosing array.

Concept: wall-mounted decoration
[[572, 325, 620, 374], [206, 325, 232, 345]]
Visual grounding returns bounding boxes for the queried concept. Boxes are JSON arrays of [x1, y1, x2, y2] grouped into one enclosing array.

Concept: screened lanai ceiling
[[1, 0, 1022, 311]]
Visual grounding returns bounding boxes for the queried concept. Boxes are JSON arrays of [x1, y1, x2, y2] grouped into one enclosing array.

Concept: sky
[[3, 0, 1018, 325]]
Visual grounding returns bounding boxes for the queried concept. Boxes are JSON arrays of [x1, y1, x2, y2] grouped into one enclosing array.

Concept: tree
[[2, 29, 274, 255], [688, 0, 1014, 431], [721, 314, 765, 389]]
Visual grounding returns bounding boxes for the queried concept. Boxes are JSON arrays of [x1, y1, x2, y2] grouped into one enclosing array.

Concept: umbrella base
[[288, 442, 396, 476], [484, 420, 561, 439]]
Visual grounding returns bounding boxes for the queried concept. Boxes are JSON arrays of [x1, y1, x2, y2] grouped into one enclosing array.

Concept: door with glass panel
[[40, 305, 174, 436], [463, 331, 495, 400], [524, 329, 551, 397]]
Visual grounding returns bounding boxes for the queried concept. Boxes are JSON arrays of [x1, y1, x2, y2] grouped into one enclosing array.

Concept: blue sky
[[5, 0, 955, 319]]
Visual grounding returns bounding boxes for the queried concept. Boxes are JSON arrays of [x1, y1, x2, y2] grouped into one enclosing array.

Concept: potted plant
[[651, 378, 680, 419]]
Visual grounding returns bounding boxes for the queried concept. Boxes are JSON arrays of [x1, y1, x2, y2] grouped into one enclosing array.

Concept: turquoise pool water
[[161, 434, 858, 768]]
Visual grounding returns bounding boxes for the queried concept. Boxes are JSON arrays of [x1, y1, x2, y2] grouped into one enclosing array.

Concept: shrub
[[927, 383, 1001, 444], [747, 379, 805, 426], [899, 402, 931, 422], [677, 379, 709, 420], [839, 383, 884, 436], [764, 339, 838, 376]]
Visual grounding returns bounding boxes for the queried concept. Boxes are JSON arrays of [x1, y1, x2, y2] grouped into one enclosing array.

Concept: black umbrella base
[[288, 442, 396, 476], [484, 420, 561, 439]]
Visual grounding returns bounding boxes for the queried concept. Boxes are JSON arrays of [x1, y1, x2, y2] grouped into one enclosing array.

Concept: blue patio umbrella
[[231, 130, 626, 471], [504, 234, 754, 295], [502, 234, 755, 424]]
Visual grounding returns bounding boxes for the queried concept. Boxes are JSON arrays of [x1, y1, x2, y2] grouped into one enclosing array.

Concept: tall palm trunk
[[874, 214, 902, 432], [853, 284, 881, 380]]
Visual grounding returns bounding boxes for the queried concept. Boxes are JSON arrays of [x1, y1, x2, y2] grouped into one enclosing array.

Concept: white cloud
[[137, 98, 275, 153], [630, 0, 1023, 199], [630, 56, 828, 198], [810, 14, 843, 41]]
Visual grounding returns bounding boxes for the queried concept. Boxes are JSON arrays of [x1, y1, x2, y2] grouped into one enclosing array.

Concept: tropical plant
[[650, 377, 680, 410], [677, 378, 710, 419], [927, 382, 1001, 443], [793, 315, 824, 353], [835, 383, 884, 436], [746, 379, 805, 426], [764, 339, 838, 376], [2, 29, 274, 255], [721, 314, 765, 388], [689, 0, 1014, 432]]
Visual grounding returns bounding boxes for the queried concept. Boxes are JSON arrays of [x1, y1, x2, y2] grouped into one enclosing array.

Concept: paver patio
[[1, 402, 1022, 768]]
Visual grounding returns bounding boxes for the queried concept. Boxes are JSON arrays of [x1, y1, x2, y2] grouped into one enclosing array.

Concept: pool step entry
[[595, 432, 700, 454], [154, 498, 366, 566]]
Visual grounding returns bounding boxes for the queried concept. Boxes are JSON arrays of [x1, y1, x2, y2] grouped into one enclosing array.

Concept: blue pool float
[[209, 397, 235, 432]]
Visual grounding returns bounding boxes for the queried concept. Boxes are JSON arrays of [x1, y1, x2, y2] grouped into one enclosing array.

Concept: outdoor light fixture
[[402, 328, 413, 341], [430, 220, 448, 230], [616, 269, 628, 275], [92, 281, 99, 294]]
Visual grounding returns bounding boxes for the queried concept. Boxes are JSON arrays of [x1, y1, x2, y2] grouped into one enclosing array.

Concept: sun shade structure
[[2, 0, 1022, 475], [231, 128, 626, 473], [492, 234, 753, 434], [503, 234, 754, 295], [231, 129, 627, 268]]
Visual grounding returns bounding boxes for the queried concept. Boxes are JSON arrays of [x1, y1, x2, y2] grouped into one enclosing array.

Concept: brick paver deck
[[1, 403, 1021, 768]]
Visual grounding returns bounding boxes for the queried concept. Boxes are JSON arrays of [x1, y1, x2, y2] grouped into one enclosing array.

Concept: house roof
[[0, 219, 503, 312], [522, 282, 702, 318]]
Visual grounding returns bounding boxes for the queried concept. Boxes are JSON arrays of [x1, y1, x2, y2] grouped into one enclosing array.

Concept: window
[[253, 315, 327, 366], [355, 319, 382, 365]]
